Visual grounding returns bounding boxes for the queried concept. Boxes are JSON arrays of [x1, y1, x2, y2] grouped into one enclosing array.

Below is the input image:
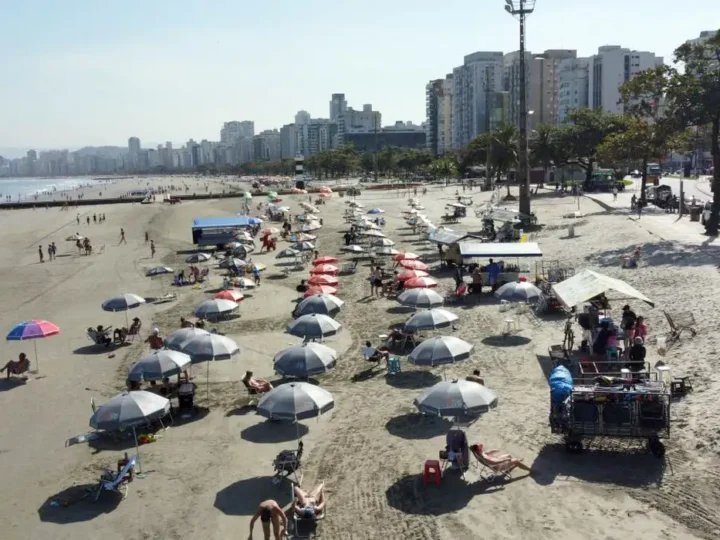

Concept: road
[[659, 175, 712, 202]]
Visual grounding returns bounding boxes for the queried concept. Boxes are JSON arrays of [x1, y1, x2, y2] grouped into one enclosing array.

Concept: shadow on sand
[[73, 345, 119, 356], [385, 413, 452, 440], [384, 370, 441, 389], [38, 484, 121, 523], [215, 476, 292, 516], [0, 378, 28, 392], [481, 335, 532, 347], [241, 421, 309, 443]]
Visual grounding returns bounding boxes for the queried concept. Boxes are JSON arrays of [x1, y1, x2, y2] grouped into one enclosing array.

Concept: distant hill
[[74, 146, 127, 158]]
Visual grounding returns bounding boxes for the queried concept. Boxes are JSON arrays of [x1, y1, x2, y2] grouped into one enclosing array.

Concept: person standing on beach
[[38, 246, 44, 263], [150, 240, 156, 258], [93, 213, 97, 223], [119, 228, 127, 244], [249, 499, 287, 540], [145, 231, 149, 243], [86, 216, 90, 226], [76, 213, 80, 225]]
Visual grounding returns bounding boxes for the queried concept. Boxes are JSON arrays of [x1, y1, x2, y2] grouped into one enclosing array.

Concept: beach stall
[[191, 216, 253, 249], [445, 242, 542, 287]]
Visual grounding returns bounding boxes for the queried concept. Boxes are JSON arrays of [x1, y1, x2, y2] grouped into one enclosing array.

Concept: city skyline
[[1, 0, 716, 148]]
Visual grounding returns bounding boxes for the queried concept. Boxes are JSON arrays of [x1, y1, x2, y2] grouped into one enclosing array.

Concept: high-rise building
[[128, 137, 141, 154], [253, 129, 281, 161], [337, 105, 381, 147], [588, 46, 663, 114], [452, 52, 504, 149], [220, 121, 254, 144], [295, 110, 311, 125], [558, 58, 591, 124], [329, 93, 348, 122], [426, 79, 444, 156], [537, 50, 577, 126], [503, 51, 541, 132], [280, 124, 297, 159], [441, 75, 453, 156]]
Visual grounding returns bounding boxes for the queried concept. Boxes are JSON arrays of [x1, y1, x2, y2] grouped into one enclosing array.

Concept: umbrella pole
[[206, 361, 210, 407], [124, 311, 129, 330], [133, 426, 143, 473], [33, 340, 40, 373]]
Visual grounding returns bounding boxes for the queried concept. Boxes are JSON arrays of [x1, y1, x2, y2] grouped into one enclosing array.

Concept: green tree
[[489, 124, 519, 197], [429, 156, 458, 180], [529, 124, 565, 187]]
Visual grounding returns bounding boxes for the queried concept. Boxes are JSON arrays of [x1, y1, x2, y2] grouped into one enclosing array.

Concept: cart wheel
[[648, 437, 665, 459], [565, 440, 583, 453]]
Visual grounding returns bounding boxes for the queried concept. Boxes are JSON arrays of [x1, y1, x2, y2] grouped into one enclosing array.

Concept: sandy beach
[[2, 179, 720, 540]]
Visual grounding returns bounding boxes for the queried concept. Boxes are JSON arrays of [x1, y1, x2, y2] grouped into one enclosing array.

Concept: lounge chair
[[87, 327, 113, 347], [95, 455, 137, 500], [241, 379, 265, 407], [289, 478, 325, 539], [470, 443, 531, 482]]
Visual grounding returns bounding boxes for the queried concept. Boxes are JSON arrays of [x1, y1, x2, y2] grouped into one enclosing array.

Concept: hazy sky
[[1, 0, 716, 149]]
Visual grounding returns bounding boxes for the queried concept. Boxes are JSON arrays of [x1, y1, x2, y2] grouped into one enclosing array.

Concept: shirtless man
[[249, 499, 287, 540], [293, 482, 327, 520]]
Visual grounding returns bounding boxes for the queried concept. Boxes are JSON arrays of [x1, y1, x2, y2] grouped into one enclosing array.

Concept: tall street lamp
[[505, 0, 536, 216]]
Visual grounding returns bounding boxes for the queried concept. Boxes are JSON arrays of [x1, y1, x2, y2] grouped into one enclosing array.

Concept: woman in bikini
[[293, 482, 327, 519]]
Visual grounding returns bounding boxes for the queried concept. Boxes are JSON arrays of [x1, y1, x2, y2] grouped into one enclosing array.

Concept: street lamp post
[[505, 0, 536, 216]]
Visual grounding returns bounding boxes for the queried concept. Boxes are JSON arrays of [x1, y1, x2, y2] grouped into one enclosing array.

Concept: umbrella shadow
[[351, 366, 384, 382], [215, 476, 292, 516], [38, 484, 121, 523], [172, 406, 211, 427], [88, 432, 140, 454], [385, 413, 452, 440], [385, 370, 441, 389], [481, 335, 532, 347], [73, 345, 118, 356], [386, 306, 414, 315], [0, 378, 28, 392], [241, 421, 309, 443]]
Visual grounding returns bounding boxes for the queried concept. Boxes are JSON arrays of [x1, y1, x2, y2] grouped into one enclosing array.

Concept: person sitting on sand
[[145, 328, 164, 350], [180, 317, 195, 329], [249, 499, 288, 540], [361, 341, 390, 366], [293, 482, 327, 520], [0, 353, 30, 378], [466, 369, 485, 385], [96, 325, 112, 347], [242, 370, 272, 393]]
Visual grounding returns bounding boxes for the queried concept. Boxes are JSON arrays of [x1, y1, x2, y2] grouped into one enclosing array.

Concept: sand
[[1, 179, 719, 540]]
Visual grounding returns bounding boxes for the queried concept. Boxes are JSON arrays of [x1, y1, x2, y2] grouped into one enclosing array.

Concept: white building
[[558, 57, 591, 124], [280, 124, 297, 159], [537, 50, 577, 126], [337, 105, 381, 146], [295, 110, 311, 125], [687, 30, 718, 46], [451, 51, 503, 149], [329, 93, 348, 122], [588, 46, 663, 114], [220, 121, 254, 144]]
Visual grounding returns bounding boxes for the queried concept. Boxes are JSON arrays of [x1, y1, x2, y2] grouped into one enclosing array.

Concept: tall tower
[[294, 154, 305, 189]]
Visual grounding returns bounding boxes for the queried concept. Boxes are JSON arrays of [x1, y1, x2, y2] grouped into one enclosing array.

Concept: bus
[[646, 163, 662, 185], [191, 216, 252, 248], [583, 169, 625, 192]]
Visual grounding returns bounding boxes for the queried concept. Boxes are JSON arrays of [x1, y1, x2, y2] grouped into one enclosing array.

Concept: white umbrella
[[273, 343, 338, 377], [102, 293, 146, 327], [361, 230, 386, 238], [397, 288, 445, 309], [90, 391, 170, 472], [257, 382, 334, 421], [234, 277, 256, 289], [193, 299, 239, 320], [342, 245, 365, 253], [295, 294, 345, 317], [219, 257, 246, 269], [414, 380, 498, 418], [186, 253, 212, 263], [374, 247, 400, 256], [404, 308, 458, 332], [277, 248, 301, 259], [288, 314, 342, 340], [495, 280, 543, 303], [370, 238, 396, 247], [408, 336, 474, 367], [291, 241, 316, 252], [128, 350, 192, 381], [146, 266, 173, 277]]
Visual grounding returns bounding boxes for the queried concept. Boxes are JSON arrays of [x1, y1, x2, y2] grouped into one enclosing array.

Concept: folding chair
[[241, 380, 265, 407], [272, 441, 304, 486], [289, 480, 325, 539], [470, 444, 528, 482], [440, 429, 469, 479], [95, 455, 136, 500]]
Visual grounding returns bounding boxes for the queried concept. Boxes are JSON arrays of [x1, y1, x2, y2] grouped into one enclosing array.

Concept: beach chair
[[339, 261, 357, 275], [440, 429, 469, 478], [289, 480, 325, 539], [87, 327, 113, 347], [664, 310, 697, 342], [241, 379, 264, 407], [95, 455, 136, 501], [470, 444, 529, 482], [272, 441, 304, 485]]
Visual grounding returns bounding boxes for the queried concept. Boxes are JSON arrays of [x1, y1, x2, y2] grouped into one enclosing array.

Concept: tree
[[529, 124, 565, 187], [559, 108, 628, 182], [429, 156, 458, 180], [488, 124, 519, 197], [619, 31, 720, 233]]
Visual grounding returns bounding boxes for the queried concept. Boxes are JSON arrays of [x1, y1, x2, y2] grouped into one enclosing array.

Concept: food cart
[[444, 242, 542, 286]]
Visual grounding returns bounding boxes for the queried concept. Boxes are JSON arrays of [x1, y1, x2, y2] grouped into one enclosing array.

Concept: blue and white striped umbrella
[[414, 380, 498, 417], [257, 382, 334, 421]]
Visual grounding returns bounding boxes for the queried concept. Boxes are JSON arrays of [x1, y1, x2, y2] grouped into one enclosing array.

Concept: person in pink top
[[634, 316, 648, 340]]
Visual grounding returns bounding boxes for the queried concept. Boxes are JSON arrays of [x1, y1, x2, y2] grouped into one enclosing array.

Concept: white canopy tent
[[551, 269, 654, 309]]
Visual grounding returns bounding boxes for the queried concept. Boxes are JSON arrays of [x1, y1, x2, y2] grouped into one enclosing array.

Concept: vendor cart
[[549, 374, 670, 458]]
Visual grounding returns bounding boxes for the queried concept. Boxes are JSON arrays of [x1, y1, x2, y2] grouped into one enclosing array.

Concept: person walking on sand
[[150, 240, 156, 258], [249, 499, 287, 540], [145, 231, 149, 243], [119, 228, 127, 244], [38, 245, 44, 263], [76, 213, 80, 225], [86, 216, 90, 226], [612, 186, 618, 201]]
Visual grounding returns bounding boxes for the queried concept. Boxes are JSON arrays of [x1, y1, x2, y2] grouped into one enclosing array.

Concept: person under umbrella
[[5, 319, 60, 374]]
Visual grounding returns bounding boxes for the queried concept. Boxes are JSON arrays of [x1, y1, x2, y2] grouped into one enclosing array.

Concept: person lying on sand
[[249, 499, 287, 540], [466, 370, 485, 385], [293, 482, 326, 520], [0, 353, 30, 378], [242, 371, 272, 393]]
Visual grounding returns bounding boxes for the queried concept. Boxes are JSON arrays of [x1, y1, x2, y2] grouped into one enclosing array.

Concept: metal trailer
[[550, 382, 671, 458]]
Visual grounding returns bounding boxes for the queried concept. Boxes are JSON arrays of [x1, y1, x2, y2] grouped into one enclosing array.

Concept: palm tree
[[529, 124, 561, 187], [488, 124, 519, 197]]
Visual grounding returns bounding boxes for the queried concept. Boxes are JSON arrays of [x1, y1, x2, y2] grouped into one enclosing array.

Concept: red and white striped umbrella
[[392, 252, 419, 262], [399, 260, 429, 271], [308, 274, 339, 287], [214, 289, 245, 302], [404, 276, 439, 289], [397, 269, 430, 281], [310, 264, 339, 276]]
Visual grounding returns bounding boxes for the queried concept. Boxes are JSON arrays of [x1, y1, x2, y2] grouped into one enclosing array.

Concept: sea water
[[0, 177, 107, 202]]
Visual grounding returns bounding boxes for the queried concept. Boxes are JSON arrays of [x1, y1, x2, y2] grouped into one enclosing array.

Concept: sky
[[0, 0, 717, 151]]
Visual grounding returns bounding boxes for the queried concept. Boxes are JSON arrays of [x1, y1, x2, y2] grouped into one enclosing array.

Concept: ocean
[[0, 176, 108, 202]]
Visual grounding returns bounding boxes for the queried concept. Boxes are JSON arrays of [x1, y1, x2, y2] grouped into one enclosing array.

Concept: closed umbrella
[[146, 266, 173, 277], [214, 289, 245, 302], [408, 336, 474, 367], [400, 260, 429, 271], [308, 274, 338, 287], [404, 276, 438, 289], [193, 299, 239, 320], [102, 293, 146, 327], [495, 280, 543, 303], [404, 308, 458, 331], [288, 314, 341, 340], [6, 319, 60, 374], [90, 391, 170, 472], [128, 350, 192, 381], [310, 264, 339, 276], [397, 288, 444, 308], [273, 343, 338, 377], [295, 294, 344, 317], [414, 380, 498, 417]]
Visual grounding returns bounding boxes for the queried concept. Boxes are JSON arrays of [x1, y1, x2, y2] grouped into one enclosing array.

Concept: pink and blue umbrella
[[6, 319, 60, 373]]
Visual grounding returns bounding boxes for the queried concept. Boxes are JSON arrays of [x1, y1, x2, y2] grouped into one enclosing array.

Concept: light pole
[[505, 0, 535, 216]]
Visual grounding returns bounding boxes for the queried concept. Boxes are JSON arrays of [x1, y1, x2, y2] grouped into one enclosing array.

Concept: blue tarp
[[549, 366, 573, 403], [192, 216, 251, 228]]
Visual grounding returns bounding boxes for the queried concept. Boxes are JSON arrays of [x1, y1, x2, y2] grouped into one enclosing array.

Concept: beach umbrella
[[370, 238, 396, 247], [404, 276, 438, 289], [310, 264, 339, 276], [313, 256, 339, 265], [146, 266, 173, 277], [90, 391, 170, 472], [247, 217, 263, 225], [495, 280, 543, 303], [319, 193, 331, 199], [244, 262, 267, 272], [273, 343, 338, 378], [128, 350, 192, 382], [295, 294, 345, 317], [308, 274, 339, 287], [400, 260, 429, 271], [219, 257, 246, 269], [341, 245, 364, 253], [299, 202, 317, 212], [397, 288, 444, 309], [374, 247, 400, 256], [414, 380, 498, 418], [263, 227, 280, 236], [302, 222, 322, 232], [392, 252, 419, 262], [288, 314, 341, 340], [295, 233, 317, 242], [408, 336, 474, 367], [397, 269, 430, 281], [319, 186, 332, 193], [360, 230, 386, 238], [304, 285, 337, 297], [185, 252, 211, 263], [66, 233, 84, 241], [404, 308, 458, 332], [277, 248, 301, 259], [102, 293, 146, 327], [234, 277, 256, 289], [6, 319, 60, 373], [367, 208, 385, 214], [257, 382, 334, 421], [291, 241, 316, 252], [193, 299, 239, 320], [233, 231, 254, 242], [214, 289, 245, 302], [225, 241, 243, 250]]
